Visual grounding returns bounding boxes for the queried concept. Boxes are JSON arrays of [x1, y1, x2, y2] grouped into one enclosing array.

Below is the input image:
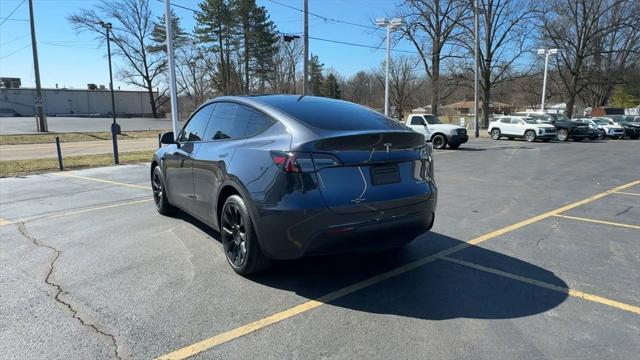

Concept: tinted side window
[[410, 116, 424, 125], [424, 115, 439, 124], [500, 118, 511, 123], [179, 104, 215, 142], [244, 109, 274, 137], [206, 102, 239, 140]]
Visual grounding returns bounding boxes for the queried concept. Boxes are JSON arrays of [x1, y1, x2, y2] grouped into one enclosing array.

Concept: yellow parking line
[[440, 256, 640, 315], [154, 179, 640, 360], [553, 214, 640, 230], [53, 172, 151, 190], [613, 191, 640, 197], [0, 218, 15, 227]]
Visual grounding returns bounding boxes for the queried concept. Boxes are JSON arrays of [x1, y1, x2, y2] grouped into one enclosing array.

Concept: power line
[[0, 43, 31, 60], [0, 17, 29, 22], [309, 36, 418, 54], [266, 0, 381, 31], [0, 0, 26, 27]]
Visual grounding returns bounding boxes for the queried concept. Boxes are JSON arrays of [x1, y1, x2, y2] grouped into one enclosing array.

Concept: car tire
[[598, 130, 605, 140], [151, 165, 176, 215], [524, 130, 536, 142], [448, 143, 460, 150], [556, 129, 569, 141], [431, 134, 447, 149], [220, 195, 271, 275], [490, 128, 501, 140], [631, 134, 639, 140]]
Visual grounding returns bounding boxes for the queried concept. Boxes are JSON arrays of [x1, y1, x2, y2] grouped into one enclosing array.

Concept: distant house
[[441, 101, 513, 116], [411, 105, 432, 114]]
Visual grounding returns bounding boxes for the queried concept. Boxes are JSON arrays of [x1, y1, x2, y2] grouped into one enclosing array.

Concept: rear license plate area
[[371, 164, 400, 185]]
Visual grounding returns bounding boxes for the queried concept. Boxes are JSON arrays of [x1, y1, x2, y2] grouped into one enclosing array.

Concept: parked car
[[488, 116, 557, 142], [405, 114, 468, 149], [600, 115, 640, 139], [590, 117, 626, 139], [512, 111, 592, 141], [151, 95, 437, 274]]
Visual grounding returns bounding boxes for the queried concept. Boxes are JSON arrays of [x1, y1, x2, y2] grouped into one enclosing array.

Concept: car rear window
[[257, 96, 406, 131]]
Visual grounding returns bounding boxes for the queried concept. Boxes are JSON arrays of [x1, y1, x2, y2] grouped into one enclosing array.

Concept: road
[[0, 116, 185, 135], [0, 138, 159, 161], [1, 138, 638, 359]]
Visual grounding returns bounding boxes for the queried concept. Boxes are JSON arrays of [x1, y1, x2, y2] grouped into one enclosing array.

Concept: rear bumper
[[253, 185, 437, 260]]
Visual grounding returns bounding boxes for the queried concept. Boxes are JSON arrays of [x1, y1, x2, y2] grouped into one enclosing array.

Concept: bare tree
[[268, 38, 303, 94], [460, 0, 538, 126], [541, 0, 639, 117], [69, 0, 165, 118], [377, 56, 424, 120], [400, 0, 468, 115]]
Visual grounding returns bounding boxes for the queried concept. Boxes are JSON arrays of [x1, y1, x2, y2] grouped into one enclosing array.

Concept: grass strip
[[0, 150, 154, 177], [0, 130, 168, 145]]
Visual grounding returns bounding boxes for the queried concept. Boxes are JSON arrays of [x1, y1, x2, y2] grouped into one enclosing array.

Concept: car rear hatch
[[308, 131, 433, 214]]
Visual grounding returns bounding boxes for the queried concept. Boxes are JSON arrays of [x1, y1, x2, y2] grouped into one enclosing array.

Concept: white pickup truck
[[406, 114, 468, 149], [488, 116, 557, 142]]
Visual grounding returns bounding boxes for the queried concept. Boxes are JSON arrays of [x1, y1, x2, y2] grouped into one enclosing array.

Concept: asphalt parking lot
[[1, 137, 638, 359]]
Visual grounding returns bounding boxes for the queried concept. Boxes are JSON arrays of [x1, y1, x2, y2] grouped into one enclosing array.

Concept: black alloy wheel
[[432, 134, 447, 149], [152, 166, 174, 215]]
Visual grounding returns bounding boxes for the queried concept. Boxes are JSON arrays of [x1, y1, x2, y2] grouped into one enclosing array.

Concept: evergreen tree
[[321, 73, 342, 99], [149, 10, 189, 53], [309, 54, 324, 96]]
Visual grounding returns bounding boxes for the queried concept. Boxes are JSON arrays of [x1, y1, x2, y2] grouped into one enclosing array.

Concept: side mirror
[[160, 131, 177, 145]]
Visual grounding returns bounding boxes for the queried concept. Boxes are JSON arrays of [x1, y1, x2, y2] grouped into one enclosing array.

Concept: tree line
[[69, 0, 640, 122]]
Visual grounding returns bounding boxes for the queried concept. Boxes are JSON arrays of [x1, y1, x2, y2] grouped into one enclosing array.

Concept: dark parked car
[[513, 112, 592, 141], [151, 95, 437, 274]]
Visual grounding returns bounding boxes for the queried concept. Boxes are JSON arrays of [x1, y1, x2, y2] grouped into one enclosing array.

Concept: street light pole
[[537, 48, 559, 112], [164, 0, 180, 140], [376, 17, 403, 118], [303, 0, 309, 96], [100, 21, 119, 165], [473, 0, 479, 138]]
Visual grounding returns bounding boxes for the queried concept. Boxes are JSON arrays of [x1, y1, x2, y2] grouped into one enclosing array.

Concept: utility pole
[[28, 0, 47, 132], [473, 0, 479, 137], [164, 0, 180, 139], [537, 49, 558, 112], [303, 0, 309, 96], [100, 21, 119, 164]]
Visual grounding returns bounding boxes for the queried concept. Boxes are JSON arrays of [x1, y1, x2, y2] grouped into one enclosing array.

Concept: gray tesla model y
[[151, 95, 437, 274]]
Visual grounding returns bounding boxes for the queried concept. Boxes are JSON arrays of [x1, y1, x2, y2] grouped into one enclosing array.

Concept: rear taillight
[[270, 151, 342, 173]]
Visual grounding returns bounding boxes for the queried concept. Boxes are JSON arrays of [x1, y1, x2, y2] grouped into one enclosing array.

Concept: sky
[[0, 0, 413, 91]]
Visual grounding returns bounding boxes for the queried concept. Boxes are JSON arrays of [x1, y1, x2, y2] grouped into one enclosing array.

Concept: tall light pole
[[28, 0, 47, 132], [164, 0, 180, 140], [473, 0, 480, 137], [99, 21, 119, 165], [303, 0, 309, 95], [537, 48, 559, 112], [376, 17, 403, 117]]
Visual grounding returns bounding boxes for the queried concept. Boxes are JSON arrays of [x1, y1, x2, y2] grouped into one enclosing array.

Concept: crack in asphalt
[[17, 222, 122, 360], [615, 206, 632, 217]]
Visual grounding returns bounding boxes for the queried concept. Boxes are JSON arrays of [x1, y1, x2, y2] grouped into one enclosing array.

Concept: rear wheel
[[151, 166, 175, 215], [557, 129, 569, 141], [221, 195, 271, 275], [490, 128, 501, 140], [524, 130, 536, 142], [431, 134, 447, 149]]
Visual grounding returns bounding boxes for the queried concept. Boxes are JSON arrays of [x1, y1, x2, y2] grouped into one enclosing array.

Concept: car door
[[424, 115, 440, 136], [409, 115, 429, 137], [163, 103, 214, 210], [499, 117, 513, 134], [514, 119, 527, 136], [191, 102, 249, 225]]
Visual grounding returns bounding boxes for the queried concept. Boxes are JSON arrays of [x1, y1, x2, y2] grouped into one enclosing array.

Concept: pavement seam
[[16, 222, 122, 360]]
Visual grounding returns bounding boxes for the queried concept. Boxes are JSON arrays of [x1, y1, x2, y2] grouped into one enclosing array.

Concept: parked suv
[[601, 115, 639, 139], [406, 114, 468, 149], [574, 118, 625, 139], [488, 116, 557, 142], [513, 111, 591, 141]]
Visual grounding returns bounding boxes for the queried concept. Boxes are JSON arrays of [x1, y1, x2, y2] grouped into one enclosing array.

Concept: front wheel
[[557, 129, 569, 141], [490, 128, 501, 140], [221, 195, 271, 275], [597, 130, 605, 140], [524, 130, 536, 142], [431, 134, 447, 149], [151, 165, 175, 215]]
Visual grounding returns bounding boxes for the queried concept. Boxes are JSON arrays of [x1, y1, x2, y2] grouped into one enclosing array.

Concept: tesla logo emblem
[[384, 143, 392, 153]]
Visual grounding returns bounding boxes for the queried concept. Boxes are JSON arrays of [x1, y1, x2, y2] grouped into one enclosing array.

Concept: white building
[[0, 87, 158, 117]]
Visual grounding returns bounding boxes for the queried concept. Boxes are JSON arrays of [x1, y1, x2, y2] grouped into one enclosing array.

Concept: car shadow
[[180, 211, 568, 321]]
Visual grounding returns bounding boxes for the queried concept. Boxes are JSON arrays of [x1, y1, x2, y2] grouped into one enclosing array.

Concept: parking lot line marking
[[40, 198, 153, 221], [0, 218, 15, 227], [154, 179, 640, 360], [552, 214, 640, 230], [613, 191, 640, 197], [52, 172, 151, 190], [439, 256, 640, 315]]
